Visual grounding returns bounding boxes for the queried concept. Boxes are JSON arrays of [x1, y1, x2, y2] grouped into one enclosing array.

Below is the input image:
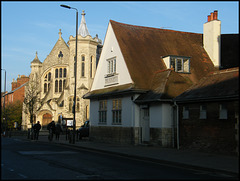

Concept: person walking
[[55, 121, 63, 141], [47, 121, 56, 141], [33, 121, 41, 140]]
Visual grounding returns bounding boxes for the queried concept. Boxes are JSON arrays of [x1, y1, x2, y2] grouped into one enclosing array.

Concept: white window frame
[[169, 56, 190, 73], [107, 57, 116, 75], [219, 104, 228, 119], [112, 99, 122, 125], [182, 106, 189, 119], [199, 105, 207, 119], [99, 100, 107, 124]]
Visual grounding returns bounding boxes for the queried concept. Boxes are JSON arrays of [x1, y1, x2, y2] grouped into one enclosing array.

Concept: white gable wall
[[91, 22, 132, 91]]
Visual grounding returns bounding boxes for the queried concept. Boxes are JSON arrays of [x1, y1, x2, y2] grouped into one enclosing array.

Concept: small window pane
[[59, 68, 62, 78], [55, 69, 58, 78], [63, 68, 67, 77]]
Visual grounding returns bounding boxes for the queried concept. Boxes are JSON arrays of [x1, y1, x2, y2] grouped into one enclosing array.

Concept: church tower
[[30, 51, 42, 81], [67, 10, 102, 126]]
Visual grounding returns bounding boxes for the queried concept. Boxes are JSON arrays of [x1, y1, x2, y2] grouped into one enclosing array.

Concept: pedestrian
[[55, 121, 63, 141], [33, 121, 41, 140], [47, 121, 56, 141]]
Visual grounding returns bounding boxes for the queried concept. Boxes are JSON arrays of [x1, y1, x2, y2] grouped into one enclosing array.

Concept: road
[[1, 137, 236, 180]]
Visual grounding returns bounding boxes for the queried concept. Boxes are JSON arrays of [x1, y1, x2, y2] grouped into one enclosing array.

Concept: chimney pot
[[208, 15, 211, 22], [210, 12, 214, 21], [213, 10, 218, 20]]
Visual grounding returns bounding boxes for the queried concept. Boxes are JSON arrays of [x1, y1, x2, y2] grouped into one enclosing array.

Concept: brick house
[[1, 75, 29, 107], [175, 67, 239, 155]]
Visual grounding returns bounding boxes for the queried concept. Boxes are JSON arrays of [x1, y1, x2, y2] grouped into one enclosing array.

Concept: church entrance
[[42, 113, 52, 129]]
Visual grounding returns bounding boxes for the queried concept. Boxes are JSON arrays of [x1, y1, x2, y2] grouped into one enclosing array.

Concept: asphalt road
[[1, 137, 236, 180]]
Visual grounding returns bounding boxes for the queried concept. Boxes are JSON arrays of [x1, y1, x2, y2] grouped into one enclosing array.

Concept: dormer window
[[163, 55, 190, 73]]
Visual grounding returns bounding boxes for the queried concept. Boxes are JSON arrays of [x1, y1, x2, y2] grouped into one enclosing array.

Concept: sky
[[1, 1, 239, 92]]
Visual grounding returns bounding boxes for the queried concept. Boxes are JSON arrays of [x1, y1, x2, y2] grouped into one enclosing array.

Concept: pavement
[[9, 132, 239, 177]]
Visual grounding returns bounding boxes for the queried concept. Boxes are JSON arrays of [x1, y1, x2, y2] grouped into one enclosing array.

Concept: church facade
[[22, 11, 102, 130]]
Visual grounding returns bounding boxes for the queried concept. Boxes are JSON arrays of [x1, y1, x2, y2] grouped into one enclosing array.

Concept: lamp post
[[60, 4, 78, 144], [1, 69, 7, 134]]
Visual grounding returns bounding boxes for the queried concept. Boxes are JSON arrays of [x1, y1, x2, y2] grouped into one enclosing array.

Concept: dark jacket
[[55, 123, 62, 134], [47, 122, 56, 133], [33, 123, 41, 132]]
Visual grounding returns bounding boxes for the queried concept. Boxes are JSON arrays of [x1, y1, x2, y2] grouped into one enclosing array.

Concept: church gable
[[42, 29, 70, 71], [91, 22, 132, 91]]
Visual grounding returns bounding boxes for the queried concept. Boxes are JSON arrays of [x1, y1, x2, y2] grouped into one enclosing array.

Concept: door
[[141, 107, 150, 143], [42, 113, 52, 128]]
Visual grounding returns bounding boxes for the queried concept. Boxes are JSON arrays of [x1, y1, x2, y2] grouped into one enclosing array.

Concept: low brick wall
[[90, 126, 138, 145], [150, 128, 173, 147]]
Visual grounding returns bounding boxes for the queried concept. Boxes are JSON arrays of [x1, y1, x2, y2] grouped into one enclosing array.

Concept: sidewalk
[[12, 134, 239, 176]]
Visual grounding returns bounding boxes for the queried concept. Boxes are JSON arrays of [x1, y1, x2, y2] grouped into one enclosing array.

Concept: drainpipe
[[174, 101, 179, 149]]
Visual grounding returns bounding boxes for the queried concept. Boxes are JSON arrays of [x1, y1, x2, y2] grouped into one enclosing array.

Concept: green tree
[[5, 100, 23, 129]]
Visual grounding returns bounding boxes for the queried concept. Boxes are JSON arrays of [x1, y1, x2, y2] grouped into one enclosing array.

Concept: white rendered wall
[[203, 20, 221, 68], [150, 103, 173, 128], [89, 95, 141, 127]]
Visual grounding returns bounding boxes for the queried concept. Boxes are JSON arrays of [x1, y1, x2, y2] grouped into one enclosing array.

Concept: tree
[[5, 101, 23, 129], [23, 74, 41, 128]]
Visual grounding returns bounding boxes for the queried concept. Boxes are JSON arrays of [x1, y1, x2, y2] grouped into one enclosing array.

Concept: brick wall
[[179, 100, 238, 156], [90, 126, 137, 145]]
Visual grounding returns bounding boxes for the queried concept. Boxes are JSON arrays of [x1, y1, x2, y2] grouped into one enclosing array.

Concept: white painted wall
[[91, 22, 133, 91], [150, 103, 173, 128], [89, 95, 141, 127], [203, 20, 221, 68]]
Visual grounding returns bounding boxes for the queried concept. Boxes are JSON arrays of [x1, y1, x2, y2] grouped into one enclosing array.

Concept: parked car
[[78, 120, 89, 139]]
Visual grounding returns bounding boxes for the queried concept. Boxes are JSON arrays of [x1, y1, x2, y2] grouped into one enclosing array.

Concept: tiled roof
[[175, 67, 239, 102], [135, 69, 193, 103], [85, 20, 217, 99], [110, 20, 216, 90]]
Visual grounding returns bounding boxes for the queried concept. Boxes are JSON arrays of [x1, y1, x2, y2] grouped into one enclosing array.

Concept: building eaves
[[83, 83, 146, 99]]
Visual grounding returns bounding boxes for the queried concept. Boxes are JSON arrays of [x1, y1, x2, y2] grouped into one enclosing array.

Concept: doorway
[[42, 113, 52, 129]]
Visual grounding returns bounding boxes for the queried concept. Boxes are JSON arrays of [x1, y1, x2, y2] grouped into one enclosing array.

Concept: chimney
[[203, 10, 221, 68]]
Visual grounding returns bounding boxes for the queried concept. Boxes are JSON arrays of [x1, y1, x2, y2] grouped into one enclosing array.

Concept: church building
[[22, 11, 102, 130]]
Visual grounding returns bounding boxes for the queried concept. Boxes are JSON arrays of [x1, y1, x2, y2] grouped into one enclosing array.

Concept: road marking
[[18, 151, 78, 155], [18, 173, 28, 178]]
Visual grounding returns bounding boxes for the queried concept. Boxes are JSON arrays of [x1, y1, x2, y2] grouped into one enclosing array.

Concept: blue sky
[[1, 1, 239, 92]]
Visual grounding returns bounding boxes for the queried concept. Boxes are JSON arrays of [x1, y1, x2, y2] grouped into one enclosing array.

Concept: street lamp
[[60, 4, 78, 144], [1, 69, 7, 134]]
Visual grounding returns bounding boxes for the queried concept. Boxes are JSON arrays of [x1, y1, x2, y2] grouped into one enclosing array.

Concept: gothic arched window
[[81, 55, 85, 77], [63, 68, 67, 78], [44, 83, 47, 93], [55, 69, 58, 78], [55, 80, 58, 93], [43, 71, 51, 93], [90, 56, 93, 78]]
